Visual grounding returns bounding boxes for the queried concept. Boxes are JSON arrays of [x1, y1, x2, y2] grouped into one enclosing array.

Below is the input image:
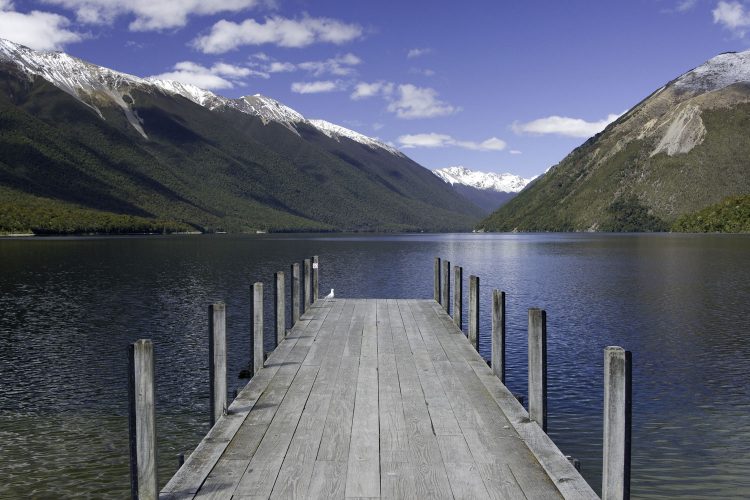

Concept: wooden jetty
[[128, 256, 631, 500]]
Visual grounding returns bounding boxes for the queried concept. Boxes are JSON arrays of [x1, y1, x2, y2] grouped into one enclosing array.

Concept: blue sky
[[1, 0, 749, 178]]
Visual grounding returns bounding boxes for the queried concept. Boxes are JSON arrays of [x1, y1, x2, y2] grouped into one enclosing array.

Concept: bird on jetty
[[325, 289, 334, 299]]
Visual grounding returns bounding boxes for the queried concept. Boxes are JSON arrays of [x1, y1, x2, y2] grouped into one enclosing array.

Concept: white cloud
[[350, 81, 394, 100], [407, 47, 431, 58], [150, 60, 265, 90], [41, 0, 264, 31], [298, 53, 361, 76], [268, 61, 296, 72], [193, 15, 363, 53], [677, 0, 698, 12], [398, 133, 506, 151], [713, 1, 750, 34], [509, 149, 522, 155], [291, 80, 343, 94], [0, 7, 82, 50], [409, 67, 435, 77], [512, 113, 621, 138], [387, 84, 459, 119]]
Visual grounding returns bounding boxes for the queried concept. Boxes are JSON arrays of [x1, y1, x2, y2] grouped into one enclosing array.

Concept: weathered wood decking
[[161, 298, 598, 499]]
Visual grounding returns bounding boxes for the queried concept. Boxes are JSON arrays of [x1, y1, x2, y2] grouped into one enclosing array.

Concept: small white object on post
[[528, 308, 547, 432], [253, 282, 264, 375], [128, 339, 157, 500], [603, 346, 632, 500], [312, 255, 319, 302], [209, 303, 227, 428]]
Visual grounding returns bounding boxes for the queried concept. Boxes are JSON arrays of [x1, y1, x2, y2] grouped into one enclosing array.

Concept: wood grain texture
[[468, 276, 479, 349], [453, 266, 462, 331], [162, 298, 595, 500], [253, 283, 264, 375], [491, 290, 505, 384], [209, 303, 227, 428], [528, 308, 547, 432]]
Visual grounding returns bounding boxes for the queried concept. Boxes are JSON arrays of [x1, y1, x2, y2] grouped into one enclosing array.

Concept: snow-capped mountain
[[0, 38, 398, 155], [433, 166, 533, 193], [674, 50, 750, 93]]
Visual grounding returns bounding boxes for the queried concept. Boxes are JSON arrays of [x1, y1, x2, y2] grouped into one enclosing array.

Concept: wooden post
[[312, 255, 319, 302], [128, 339, 157, 500], [603, 346, 632, 500], [441, 259, 450, 313], [209, 303, 227, 428], [433, 257, 441, 303], [253, 282, 264, 375], [453, 266, 463, 330], [274, 271, 285, 346], [469, 275, 479, 349], [303, 259, 311, 312], [291, 263, 300, 325], [528, 308, 547, 432], [492, 290, 506, 384]]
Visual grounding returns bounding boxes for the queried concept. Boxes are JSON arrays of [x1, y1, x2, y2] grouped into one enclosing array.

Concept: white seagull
[[325, 289, 334, 299]]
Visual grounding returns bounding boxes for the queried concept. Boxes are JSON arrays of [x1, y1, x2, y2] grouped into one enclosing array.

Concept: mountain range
[[479, 50, 750, 232], [0, 38, 483, 234], [432, 166, 533, 214]]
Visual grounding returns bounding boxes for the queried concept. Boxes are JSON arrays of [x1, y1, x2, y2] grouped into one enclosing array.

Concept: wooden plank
[[275, 272, 285, 346], [453, 266, 462, 331], [441, 259, 450, 313], [433, 257, 441, 303], [291, 262, 301, 325], [378, 300, 409, 464], [491, 291, 505, 384], [345, 301, 380, 498], [603, 346, 632, 500], [304, 259, 311, 312], [160, 302, 332, 499], [307, 461, 347, 499], [528, 308, 547, 432]]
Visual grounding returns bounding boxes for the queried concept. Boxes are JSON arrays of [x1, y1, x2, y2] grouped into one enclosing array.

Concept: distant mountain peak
[[432, 166, 533, 193]]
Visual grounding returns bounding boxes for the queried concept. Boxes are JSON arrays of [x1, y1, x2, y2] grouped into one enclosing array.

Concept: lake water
[[0, 233, 749, 498]]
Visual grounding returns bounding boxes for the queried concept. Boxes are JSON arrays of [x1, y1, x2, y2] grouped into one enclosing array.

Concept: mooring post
[[603, 346, 632, 500], [303, 259, 311, 312], [274, 271, 285, 346], [128, 339, 157, 500], [453, 265, 463, 330], [209, 303, 227, 428], [433, 257, 441, 303], [253, 282, 264, 375], [441, 259, 450, 313], [492, 290, 506, 384], [528, 308, 547, 432], [291, 262, 300, 325], [312, 255, 319, 302], [469, 275, 479, 349]]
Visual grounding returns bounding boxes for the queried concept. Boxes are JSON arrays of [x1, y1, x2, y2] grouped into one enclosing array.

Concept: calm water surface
[[0, 233, 749, 498]]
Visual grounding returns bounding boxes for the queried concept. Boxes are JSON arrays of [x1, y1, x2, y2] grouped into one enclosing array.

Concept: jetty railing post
[[469, 275, 479, 349], [303, 259, 311, 312], [528, 308, 548, 432], [453, 266, 463, 330], [253, 282, 264, 375], [128, 339, 157, 500], [291, 263, 300, 325], [209, 303, 227, 428], [274, 271, 285, 346], [312, 255, 319, 302], [603, 346, 632, 500], [492, 290, 506, 384], [433, 257, 441, 303], [441, 259, 450, 313]]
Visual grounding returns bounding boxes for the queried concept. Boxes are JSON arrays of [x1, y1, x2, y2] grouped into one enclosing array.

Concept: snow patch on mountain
[[0, 38, 403, 156], [308, 119, 404, 156], [674, 49, 750, 93], [433, 166, 533, 193]]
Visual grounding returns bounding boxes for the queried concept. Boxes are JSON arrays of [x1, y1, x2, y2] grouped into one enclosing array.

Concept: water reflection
[[0, 233, 748, 498]]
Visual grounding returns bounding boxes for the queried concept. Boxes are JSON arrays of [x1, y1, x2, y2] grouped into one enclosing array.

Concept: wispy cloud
[[291, 80, 344, 94], [399, 133, 506, 151], [407, 47, 431, 58], [512, 113, 621, 138], [150, 61, 264, 90], [193, 15, 363, 53], [350, 81, 394, 100], [509, 149, 522, 155], [387, 84, 459, 119], [713, 1, 750, 36], [0, 4, 83, 50], [41, 0, 264, 31], [298, 53, 361, 76]]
